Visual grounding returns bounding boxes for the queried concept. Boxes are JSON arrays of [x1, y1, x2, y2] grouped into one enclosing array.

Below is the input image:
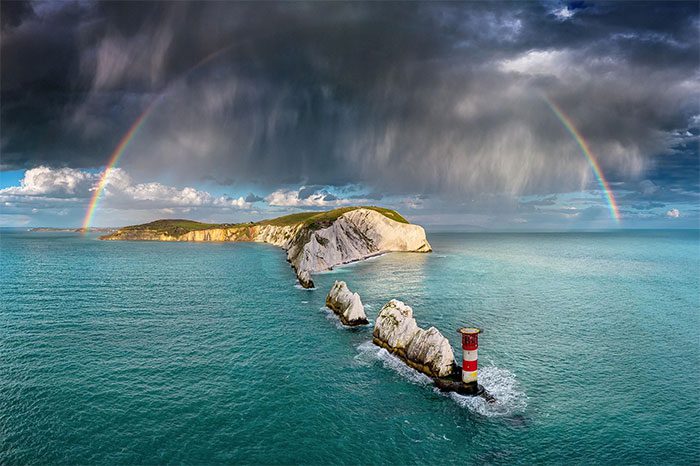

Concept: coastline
[[100, 207, 432, 288]]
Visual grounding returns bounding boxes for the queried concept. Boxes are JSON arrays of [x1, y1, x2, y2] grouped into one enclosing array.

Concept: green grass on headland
[[259, 206, 408, 228], [119, 207, 409, 235], [121, 219, 237, 236]]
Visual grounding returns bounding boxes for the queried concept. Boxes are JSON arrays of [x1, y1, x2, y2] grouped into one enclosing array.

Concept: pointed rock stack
[[297, 270, 315, 289], [325, 280, 369, 326]]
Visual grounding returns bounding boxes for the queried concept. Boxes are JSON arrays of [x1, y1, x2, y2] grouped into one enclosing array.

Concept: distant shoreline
[[28, 227, 117, 233]]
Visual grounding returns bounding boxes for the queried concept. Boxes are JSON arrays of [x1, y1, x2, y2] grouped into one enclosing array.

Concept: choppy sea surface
[[1, 229, 698, 464]]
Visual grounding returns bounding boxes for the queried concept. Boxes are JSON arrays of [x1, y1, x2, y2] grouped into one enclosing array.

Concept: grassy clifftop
[[117, 206, 408, 236], [120, 219, 236, 237], [259, 206, 408, 228]]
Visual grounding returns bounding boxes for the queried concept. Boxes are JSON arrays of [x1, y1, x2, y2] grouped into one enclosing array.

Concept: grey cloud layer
[[2, 1, 698, 197]]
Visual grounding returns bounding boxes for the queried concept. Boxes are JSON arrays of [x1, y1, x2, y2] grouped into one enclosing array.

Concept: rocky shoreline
[[325, 284, 493, 401], [102, 207, 432, 288]]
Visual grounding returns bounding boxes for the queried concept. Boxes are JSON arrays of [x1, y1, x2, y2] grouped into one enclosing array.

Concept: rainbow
[[544, 96, 621, 222], [83, 47, 622, 229], [81, 103, 156, 231], [80, 42, 244, 232]]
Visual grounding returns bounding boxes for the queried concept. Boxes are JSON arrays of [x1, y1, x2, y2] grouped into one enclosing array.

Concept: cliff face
[[102, 207, 431, 287], [178, 224, 303, 246], [287, 209, 431, 278]]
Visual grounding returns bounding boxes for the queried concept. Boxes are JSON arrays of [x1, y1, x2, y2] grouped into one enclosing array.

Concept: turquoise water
[[1, 229, 698, 464]]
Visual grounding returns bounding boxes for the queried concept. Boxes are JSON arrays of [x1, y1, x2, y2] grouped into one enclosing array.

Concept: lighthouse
[[458, 327, 481, 395]]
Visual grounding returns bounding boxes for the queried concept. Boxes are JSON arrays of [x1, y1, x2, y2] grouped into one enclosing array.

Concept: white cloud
[[499, 50, 568, 77], [0, 166, 94, 197], [552, 7, 575, 21], [0, 166, 250, 210], [666, 208, 681, 218], [264, 186, 387, 208], [265, 188, 349, 207]]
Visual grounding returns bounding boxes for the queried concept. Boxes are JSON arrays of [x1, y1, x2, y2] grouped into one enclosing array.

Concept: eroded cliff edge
[[101, 207, 432, 287]]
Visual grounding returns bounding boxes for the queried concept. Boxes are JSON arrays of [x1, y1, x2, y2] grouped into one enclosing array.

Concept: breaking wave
[[294, 283, 316, 290], [320, 307, 372, 329], [354, 340, 432, 385], [355, 341, 527, 417], [445, 366, 528, 417]]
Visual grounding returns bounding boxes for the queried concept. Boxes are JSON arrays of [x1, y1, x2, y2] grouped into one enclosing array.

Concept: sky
[[1, 1, 698, 230]]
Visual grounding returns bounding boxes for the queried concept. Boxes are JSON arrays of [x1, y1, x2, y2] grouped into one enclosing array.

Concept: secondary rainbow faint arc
[[83, 50, 622, 228], [544, 96, 621, 222]]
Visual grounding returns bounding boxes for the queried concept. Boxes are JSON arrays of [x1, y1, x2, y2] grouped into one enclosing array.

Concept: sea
[[1, 229, 698, 464]]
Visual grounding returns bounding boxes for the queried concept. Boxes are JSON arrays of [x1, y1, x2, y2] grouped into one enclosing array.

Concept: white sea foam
[[444, 366, 528, 417], [320, 253, 388, 272], [321, 307, 372, 329], [314, 268, 346, 275], [294, 283, 316, 290], [354, 340, 432, 385], [356, 252, 387, 262], [320, 306, 347, 329], [355, 341, 527, 417]]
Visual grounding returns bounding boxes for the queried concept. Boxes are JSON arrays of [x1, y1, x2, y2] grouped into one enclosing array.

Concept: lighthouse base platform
[[434, 377, 496, 403]]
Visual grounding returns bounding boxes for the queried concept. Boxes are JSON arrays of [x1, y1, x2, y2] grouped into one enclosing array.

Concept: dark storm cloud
[[244, 193, 264, 203], [1, 0, 35, 29], [298, 185, 325, 200], [617, 178, 700, 207], [2, 1, 698, 197], [351, 192, 384, 201]]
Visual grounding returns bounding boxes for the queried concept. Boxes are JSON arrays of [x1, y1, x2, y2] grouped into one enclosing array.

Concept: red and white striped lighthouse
[[458, 327, 481, 389]]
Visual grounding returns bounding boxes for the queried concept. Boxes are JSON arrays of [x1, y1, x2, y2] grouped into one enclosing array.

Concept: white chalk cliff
[[287, 209, 431, 279], [373, 299, 455, 378], [102, 207, 432, 288], [325, 280, 368, 326]]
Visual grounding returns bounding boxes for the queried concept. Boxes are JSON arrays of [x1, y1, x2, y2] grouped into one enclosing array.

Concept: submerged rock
[[373, 299, 455, 378], [325, 280, 368, 326], [297, 269, 314, 289]]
